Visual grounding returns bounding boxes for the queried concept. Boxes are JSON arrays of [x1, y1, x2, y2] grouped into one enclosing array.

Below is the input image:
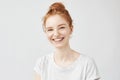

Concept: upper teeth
[[54, 38, 63, 41]]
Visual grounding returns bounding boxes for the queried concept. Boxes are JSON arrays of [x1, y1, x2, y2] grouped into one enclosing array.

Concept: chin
[[53, 44, 64, 48]]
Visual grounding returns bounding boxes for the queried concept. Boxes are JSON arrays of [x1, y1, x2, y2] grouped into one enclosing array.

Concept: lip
[[52, 37, 64, 42]]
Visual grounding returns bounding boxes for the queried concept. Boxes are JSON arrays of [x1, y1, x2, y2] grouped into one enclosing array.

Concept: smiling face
[[44, 14, 73, 48]]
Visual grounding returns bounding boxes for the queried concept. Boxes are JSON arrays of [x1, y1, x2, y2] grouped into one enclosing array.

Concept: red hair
[[43, 2, 73, 29]]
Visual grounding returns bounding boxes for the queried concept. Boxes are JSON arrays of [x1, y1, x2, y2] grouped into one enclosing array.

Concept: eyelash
[[46, 27, 65, 32], [59, 27, 65, 29], [47, 29, 53, 31]]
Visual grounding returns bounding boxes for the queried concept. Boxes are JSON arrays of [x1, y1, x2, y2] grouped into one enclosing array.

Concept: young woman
[[34, 2, 100, 80]]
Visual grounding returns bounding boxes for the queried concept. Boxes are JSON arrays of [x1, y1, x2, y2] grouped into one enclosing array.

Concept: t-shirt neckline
[[50, 53, 81, 71]]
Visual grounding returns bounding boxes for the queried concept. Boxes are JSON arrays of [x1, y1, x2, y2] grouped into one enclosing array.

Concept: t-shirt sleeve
[[34, 58, 43, 75], [85, 58, 101, 80]]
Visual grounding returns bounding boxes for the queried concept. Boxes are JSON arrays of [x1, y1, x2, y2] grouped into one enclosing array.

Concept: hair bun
[[43, 2, 73, 28], [49, 2, 65, 12]]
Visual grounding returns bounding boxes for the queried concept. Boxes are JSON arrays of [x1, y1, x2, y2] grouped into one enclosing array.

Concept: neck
[[53, 44, 80, 67], [54, 44, 73, 60]]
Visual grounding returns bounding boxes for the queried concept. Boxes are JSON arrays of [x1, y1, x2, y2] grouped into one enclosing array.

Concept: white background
[[0, 0, 120, 80]]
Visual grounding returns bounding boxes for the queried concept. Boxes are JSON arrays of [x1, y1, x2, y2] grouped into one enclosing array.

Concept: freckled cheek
[[61, 30, 70, 36], [60, 30, 67, 34], [46, 33, 53, 40]]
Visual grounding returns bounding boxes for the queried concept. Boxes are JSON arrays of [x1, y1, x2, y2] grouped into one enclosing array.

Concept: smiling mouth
[[52, 37, 64, 42]]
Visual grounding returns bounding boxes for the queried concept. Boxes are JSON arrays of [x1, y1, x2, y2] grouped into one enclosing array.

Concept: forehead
[[45, 14, 69, 28]]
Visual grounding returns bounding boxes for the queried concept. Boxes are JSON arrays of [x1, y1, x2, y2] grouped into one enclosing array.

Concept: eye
[[46, 28, 53, 32], [59, 26, 65, 29]]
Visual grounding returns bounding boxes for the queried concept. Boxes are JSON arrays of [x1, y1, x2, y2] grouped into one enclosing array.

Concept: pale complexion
[[45, 14, 72, 49], [35, 14, 80, 80], [45, 14, 80, 67]]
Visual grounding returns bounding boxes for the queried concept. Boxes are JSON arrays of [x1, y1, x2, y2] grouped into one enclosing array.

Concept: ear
[[70, 25, 73, 34]]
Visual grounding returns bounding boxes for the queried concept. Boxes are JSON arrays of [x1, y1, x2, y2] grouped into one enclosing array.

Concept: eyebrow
[[46, 24, 66, 29], [58, 24, 66, 27]]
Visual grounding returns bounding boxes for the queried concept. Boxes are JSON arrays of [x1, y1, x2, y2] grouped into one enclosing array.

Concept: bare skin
[[53, 45, 80, 68], [34, 15, 80, 80]]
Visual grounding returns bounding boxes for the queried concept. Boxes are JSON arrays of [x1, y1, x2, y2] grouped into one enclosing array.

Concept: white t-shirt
[[34, 53, 100, 80]]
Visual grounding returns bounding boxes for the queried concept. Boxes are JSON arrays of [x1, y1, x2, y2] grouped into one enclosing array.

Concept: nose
[[53, 29, 59, 37]]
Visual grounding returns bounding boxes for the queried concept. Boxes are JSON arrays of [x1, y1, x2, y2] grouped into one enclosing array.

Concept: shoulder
[[79, 54, 96, 66], [79, 54, 100, 79], [34, 53, 53, 74], [36, 53, 52, 65]]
